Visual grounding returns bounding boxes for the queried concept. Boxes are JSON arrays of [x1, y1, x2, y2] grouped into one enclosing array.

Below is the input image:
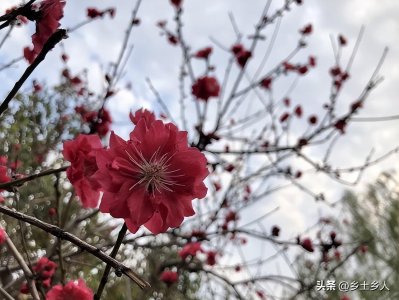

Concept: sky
[[1, 0, 399, 297]]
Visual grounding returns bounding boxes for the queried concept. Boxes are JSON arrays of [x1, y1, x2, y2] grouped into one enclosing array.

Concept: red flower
[[194, 47, 212, 59], [70, 76, 82, 86], [297, 65, 308, 75], [271, 225, 280, 237], [0, 156, 7, 165], [93, 109, 112, 137], [300, 24, 312, 35], [231, 44, 252, 67], [192, 76, 220, 101], [23, 47, 36, 63], [245, 185, 251, 194], [224, 164, 235, 172], [160, 271, 178, 284], [33, 257, 57, 280], [359, 244, 368, 254], [46, 279, 93, 300], [10, 160, 22, 170], [294, 105, 303, 117], [61, 53, 68, 62], [86, 7, 115, 19], [330, 66, 342, 77], [48, 207, 57, 216], [76, 107, 112, 137], [338, 35, 347, 46], [256, 290, 266, 299], [206, 250, 217, 266], [0, 166, 10, 183], [167, 34, 179, 45], [0, 166, 10, 192], [334, 119, 347, 134], [350, 100, 362, 112], [236, 50, 252, 68], [231, 44, 244, 55], [179, 242, 203, 260], [63, 134, 103, 208], [87, 8, 103, 19], [225, 210, 238, 223], [129, 108, 156, 125], [298, 138, 308, 147], [213, 181, 222, 191], [308, 115, 318, 125], [33, 80, 43, 93], [191, 229, 206, 239], [0, 228, 6, 244], [170, 0, 182, 9], [300, 238, 314, 252], [24, 0, 66, 64], [42, 278, 52, 288], [20, 282, 29, 294], [283, 61, 296, 72], [157, 20, 167, 28], [308, 56, 316, 67], [279, 112, 290, 123], [260, 77, 272, 90], [94, 109, 209, 234]]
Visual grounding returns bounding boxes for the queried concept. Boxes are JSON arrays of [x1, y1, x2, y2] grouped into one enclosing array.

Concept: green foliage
[[294, 172, 399, 300]]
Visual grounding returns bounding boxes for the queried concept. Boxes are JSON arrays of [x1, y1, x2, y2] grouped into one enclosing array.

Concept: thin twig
[[0, 287, 14, 300], [0, 166, 68, 190], [0, 29, 67, 116], [94, 223, 128, 300], [54, 173, 66, 285], [3, 226, 40, 300], [0, 206, 151, 290], [146, 77, 176, 123]]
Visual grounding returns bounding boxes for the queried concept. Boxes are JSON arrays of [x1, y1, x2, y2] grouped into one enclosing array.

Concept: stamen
[[126, 146, 185, 194]]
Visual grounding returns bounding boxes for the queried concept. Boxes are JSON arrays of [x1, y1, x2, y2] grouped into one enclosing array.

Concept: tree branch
[[95, 223, 128, 300], [0, 29, 67, 116], [3, 226, 40, 300], [0, 166, 68, 190], [0, 206, 151, 290]]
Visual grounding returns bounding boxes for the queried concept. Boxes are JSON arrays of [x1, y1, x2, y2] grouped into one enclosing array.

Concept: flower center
[[140, 163, 171, 193], [125, 148, 184, 194]]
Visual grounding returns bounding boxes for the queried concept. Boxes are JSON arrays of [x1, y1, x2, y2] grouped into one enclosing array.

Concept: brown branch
[[95, 223, 128, 300], [2, 226, 40, 300], [54, 174, 66, 285], [0, 29, 67, 116], [0, 166, 68, 190], [0, 287, 14, 300], [0, 0, 37, 29], [0, 206, 151, 290]]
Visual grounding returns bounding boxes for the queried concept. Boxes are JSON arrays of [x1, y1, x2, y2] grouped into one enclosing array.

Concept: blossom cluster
[[46, 279, 93, 300], [20, 257, 58, 293], [63, 109, 209, 234]]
